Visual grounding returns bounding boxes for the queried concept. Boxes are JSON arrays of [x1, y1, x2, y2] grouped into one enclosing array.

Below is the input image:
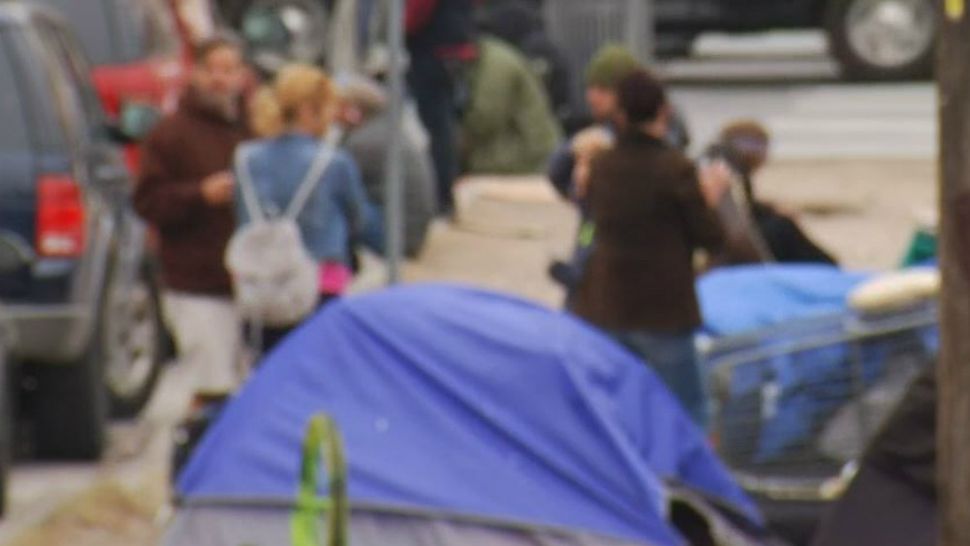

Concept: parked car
[[0, 2, 166, 460], [655, 0, 936, 80], [31, 0, 214, 172], [0, 238, 15, 514]]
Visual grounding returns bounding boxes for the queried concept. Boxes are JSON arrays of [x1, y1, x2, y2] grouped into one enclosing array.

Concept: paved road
[[0, 366, 190, 544], [661, 31, 936, 160]]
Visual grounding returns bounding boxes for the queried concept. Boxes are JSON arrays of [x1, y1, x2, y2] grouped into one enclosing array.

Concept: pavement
[[662, 31, 936, 160], [0, 31, 940, 545]]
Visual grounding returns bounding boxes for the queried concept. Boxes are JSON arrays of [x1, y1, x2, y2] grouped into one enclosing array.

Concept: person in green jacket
[[461, 38, 563, 175]]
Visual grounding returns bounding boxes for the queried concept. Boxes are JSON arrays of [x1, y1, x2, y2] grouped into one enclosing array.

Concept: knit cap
[[585, 44, 640, 88]]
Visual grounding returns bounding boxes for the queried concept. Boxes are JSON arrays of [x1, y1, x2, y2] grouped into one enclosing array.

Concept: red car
[[36, 0, 215, 170]]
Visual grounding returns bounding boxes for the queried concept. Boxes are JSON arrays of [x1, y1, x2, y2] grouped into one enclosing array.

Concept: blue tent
[[167, 284, 760, 546]]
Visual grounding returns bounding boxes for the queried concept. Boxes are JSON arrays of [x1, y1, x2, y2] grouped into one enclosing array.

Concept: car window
[[46, 25, 108, 135], [0, 33, 32, 153], [31, 22, 98, 146], [141, 0, 182, 58], [110, 0, 181, 61], [34, 0, 116, 65], [34, 0, 180, 65]]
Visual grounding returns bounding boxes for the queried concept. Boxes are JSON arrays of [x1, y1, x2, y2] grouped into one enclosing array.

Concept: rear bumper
[[1, 304, 94, 364]]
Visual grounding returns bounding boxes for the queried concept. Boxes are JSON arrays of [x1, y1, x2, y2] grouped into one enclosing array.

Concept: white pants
[[162, 292, 243, 395]]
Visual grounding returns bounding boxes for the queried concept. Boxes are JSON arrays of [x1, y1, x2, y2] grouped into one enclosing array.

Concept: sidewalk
[[406, 176, 577, 307], [351, 175, 578, 308]]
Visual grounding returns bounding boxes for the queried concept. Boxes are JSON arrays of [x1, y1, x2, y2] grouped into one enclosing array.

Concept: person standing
[[237, 64, 380, 352], [134, 35, 249, 397], [546, 46, 692, 303], [546, 44, 690, 199], [574, 70, 729, 427], [337, 75, 436, 258], [406, 0, 476, 213]]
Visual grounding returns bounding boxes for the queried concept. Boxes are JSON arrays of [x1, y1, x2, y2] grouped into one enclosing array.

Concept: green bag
[[290, 414, 349, 546], [900, 228, 937, 268]]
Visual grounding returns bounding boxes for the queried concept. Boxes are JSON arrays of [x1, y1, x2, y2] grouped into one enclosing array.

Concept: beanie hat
[[585, 44, 640, 88]]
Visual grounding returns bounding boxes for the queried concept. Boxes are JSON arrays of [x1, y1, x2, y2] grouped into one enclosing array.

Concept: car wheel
[[826, 0, 936, 80], [104, 262, 165, 419], [31, 316, 108, 461], [0, 351, 13, 516]]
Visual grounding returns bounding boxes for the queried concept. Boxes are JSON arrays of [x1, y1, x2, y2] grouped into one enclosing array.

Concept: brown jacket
[[574, 132, 725, 333], [134, 90, 249, 296]]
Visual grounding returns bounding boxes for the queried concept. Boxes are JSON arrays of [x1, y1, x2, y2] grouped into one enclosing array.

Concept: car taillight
[[36, 175, 86, 258]]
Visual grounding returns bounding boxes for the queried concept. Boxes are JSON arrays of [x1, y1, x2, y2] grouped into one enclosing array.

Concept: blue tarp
[[698, 265, 872, 336], [177, 284, 758, 546], [697, 265, 937, 465]]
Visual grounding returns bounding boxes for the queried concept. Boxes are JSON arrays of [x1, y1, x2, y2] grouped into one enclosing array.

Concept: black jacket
[[407, 0, 477, 56]]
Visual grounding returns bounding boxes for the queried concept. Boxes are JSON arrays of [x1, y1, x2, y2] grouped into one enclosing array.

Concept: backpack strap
[[285, 127, 345, 220], [234, 143, 268, 224]]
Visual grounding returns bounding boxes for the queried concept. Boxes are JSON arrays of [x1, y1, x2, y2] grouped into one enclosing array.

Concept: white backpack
[[226, 130, 343, 328]]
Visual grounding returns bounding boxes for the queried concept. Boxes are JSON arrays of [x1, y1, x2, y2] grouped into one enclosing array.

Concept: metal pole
[[383, 0, 406, 284], [626, 0, 655, 65], [938, 0, 970, 544]]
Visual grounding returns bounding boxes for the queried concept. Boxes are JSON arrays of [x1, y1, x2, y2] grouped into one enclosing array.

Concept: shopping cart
[[700, 303, 938, 541]]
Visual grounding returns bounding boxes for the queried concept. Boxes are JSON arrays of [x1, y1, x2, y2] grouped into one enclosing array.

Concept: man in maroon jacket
[[134, 35, 249, 397], [406, 0, 477, 213]]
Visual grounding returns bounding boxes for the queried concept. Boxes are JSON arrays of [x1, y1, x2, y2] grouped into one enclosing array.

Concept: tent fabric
[[176, 284, 758, 546], [698, 265, 872, 337], [165, 505, 648, 546]]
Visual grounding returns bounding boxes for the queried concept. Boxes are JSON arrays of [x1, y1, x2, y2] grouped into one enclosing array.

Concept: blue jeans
[[614, 330, 709, 428]]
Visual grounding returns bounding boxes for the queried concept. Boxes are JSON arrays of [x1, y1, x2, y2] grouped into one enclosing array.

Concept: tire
[[826, 0, 936, 81], [31, 317, 108, 461], [104, 262, 165, 419], [0, 353, 13, 516]]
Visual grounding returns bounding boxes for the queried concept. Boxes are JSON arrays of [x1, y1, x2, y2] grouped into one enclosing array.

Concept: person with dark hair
[[134, 35, 250, 398], [406, 0, 477, 214], [710, 120, 838, 266], [574, 69, 729, 427], [192, 33, 244, 63], [546, 44, 690, 199], [546, 46, 692, 304]]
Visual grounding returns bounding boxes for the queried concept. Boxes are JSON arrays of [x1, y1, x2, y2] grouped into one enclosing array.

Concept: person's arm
[[546, 141, 576, 199], [336, 155, 384, 254], [134, 131, 208, 230], [677, 163, 726, 253], [405, 0, 439, 36], [402, 139, 437, 256]]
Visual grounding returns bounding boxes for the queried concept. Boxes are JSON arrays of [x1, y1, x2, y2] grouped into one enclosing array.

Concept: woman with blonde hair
[[234, 63, 378, 351]]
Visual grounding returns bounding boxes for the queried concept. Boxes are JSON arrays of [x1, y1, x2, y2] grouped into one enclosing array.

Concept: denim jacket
[[234, 133, 379, 266]]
